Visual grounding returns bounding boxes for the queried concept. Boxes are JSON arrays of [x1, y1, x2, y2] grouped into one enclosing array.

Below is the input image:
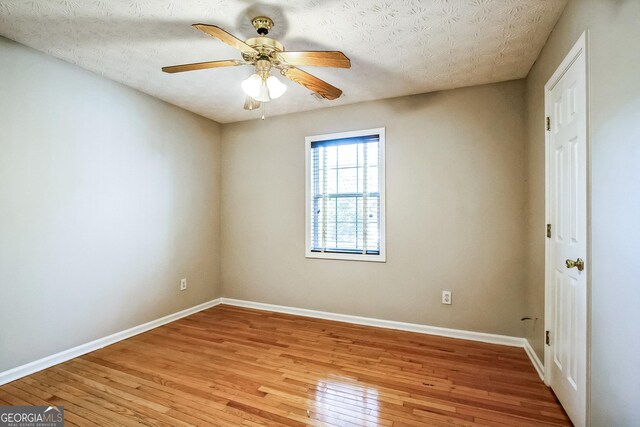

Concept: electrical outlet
[[442, 290, 452, 305], [180, 278, 187, 291]]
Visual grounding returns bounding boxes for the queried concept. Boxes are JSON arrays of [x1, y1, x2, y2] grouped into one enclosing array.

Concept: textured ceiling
[[0, 0, 567, 123]]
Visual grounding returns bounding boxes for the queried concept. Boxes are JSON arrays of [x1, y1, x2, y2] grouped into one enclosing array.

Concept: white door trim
[[544, 31, 590, 424]]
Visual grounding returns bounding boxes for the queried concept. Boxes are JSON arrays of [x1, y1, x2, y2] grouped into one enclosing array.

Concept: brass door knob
[[566, 258, 585, 271]]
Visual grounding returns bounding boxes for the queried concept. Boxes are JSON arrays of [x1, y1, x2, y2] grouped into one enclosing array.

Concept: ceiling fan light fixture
[[256, 83, 271, 102], [241, 74, 262, 99], [266, 75, 287, 99], [243, 96, 261, 110], [241, 73, 273, 102]]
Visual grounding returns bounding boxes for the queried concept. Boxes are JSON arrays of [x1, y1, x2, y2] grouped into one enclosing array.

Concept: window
[[305, 128, 386, 262]]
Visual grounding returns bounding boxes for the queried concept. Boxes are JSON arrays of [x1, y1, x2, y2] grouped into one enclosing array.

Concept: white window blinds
[[309, 134, 381, 255]]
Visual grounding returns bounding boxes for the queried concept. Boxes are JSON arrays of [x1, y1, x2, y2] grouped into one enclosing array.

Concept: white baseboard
[[524, 339, 545, 381], [221, 298, 525, 347], [0, 298, 222, 386]]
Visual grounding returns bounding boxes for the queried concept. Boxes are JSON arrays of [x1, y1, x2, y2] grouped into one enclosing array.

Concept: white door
[[545, 33, 587, 427]]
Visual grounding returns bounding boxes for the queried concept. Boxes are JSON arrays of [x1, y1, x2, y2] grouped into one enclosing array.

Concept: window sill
[[305, 251, 386, 263]]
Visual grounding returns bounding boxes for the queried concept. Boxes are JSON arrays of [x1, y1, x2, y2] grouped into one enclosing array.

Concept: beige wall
[[0, 37, 222, 372], [524, 0, 640, 424], [221, 80, 529, 338]]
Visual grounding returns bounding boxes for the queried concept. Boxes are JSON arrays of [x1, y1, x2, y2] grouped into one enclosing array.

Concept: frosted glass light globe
[[266, 75, 287, 99], [241, 74, 262, 99]]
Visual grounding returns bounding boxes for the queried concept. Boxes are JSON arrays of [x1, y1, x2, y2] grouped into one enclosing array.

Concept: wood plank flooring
[[0, 305, 571, 426]]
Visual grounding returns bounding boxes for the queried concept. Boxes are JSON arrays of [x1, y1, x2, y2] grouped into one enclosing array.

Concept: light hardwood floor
[[0, 305, 571, 426]]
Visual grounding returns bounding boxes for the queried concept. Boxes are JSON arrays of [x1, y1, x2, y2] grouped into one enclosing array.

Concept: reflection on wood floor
[[0, 304, 571, 426]]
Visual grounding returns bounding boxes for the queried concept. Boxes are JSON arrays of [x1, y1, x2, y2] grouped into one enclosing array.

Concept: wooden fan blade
[[162, 60, 243, 73], [282, 67, 342, 100], [278, 51, 351, 68], [192, 24, 258, 54]]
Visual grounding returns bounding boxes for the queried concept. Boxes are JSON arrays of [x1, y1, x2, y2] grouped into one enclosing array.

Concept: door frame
[[544, 31, 590, 424]]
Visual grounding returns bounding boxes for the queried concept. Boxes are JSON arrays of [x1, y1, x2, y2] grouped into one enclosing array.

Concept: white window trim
[[305, 127, 386, 262]]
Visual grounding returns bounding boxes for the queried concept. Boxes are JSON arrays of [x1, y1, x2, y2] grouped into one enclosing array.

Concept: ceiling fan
[[162, 16, 351, 111]]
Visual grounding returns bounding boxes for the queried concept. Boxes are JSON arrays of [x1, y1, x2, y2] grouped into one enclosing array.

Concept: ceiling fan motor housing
[[242, 36, 284, 63]]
